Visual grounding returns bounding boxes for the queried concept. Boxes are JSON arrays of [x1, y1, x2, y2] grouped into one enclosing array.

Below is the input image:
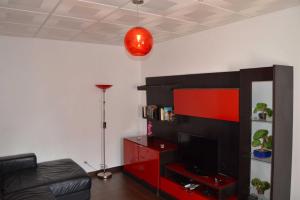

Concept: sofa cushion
[[49, 176, 91, 197], [4, 186, 55, 200], [2, 159, 90, 195]]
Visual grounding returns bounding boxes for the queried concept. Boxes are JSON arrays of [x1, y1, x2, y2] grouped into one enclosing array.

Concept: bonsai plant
[[252, 129, 272, 158], [251, 178, 271, 200], [253, 103, 273, 120]]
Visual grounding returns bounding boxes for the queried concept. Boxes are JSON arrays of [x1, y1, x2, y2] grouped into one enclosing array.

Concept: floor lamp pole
[[96, 84, 112, 179]]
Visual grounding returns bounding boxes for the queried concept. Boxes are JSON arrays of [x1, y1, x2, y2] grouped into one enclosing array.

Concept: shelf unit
[[239, 66, 293, 200], [162, 163, 237, 200]]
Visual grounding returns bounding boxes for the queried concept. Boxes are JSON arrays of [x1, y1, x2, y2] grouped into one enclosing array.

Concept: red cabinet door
[[123, 139, 140, 177], [138, 145, 159, 187], [123, 139, 160, 188]]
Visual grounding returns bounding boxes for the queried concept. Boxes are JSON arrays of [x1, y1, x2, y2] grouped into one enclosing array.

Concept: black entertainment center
[[125, 65, 293, 200], [178, 132, 218, 176]]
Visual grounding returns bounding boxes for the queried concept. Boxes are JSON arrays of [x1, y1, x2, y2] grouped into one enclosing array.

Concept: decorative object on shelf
[[147, 120, 153, 136], [252, 129, 272, 158], [253, 103, 273, 120], [124, 0, 153, 56], [147, 105, 159, 120], [95, 84, 112, 179], [163, 107, 173, 121], [251, 178, 271, 200], [143, 105, 175, 122], [142, 106, 147, 118]]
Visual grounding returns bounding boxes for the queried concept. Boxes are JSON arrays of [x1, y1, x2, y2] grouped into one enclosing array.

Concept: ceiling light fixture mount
[[132, 0, 144, 5], [124, 0, 153, 57]]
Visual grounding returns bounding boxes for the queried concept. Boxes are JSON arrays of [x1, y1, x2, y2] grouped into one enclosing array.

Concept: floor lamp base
[[97, 171, 112, 179]]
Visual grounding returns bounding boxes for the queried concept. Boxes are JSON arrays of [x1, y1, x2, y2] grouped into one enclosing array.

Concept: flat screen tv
[[178, 132, 218, 176]]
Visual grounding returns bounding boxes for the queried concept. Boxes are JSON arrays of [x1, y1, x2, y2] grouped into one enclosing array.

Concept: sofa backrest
[[0, 153, 37, 175]]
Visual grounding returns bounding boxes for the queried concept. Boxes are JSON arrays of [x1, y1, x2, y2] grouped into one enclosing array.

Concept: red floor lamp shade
[[95, 84, 112, 179]]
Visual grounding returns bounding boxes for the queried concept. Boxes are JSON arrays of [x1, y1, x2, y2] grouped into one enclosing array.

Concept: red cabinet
[[124, 138, 160, 188]]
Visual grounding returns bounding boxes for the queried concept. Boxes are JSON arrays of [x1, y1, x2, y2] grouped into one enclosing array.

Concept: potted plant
[[252, 129, 272, 158], [253, 103, 273, 120], [251, 178, 271, 200]]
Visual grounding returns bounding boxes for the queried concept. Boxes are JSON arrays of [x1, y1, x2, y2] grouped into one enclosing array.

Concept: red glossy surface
[[125, 136, 177, 152], [123, 138, 160, 188], [160, 177, 215, 200], [174, 89, 240, 122], [95, 84, 112, 91], [124, 27, 153, 56], [165, 163, 237, 190]]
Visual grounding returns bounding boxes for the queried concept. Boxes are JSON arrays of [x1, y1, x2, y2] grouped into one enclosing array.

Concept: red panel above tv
[[174, 89, 240, 122]]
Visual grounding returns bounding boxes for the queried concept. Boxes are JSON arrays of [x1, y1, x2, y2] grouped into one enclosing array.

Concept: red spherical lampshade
[[124, 27, 153, 56]]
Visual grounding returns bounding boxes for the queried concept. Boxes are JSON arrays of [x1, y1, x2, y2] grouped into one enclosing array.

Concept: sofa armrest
[[0, 153, 37, 175]]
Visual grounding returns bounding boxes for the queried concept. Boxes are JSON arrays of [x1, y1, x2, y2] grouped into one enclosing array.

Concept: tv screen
[[178, 132, 218, 176]]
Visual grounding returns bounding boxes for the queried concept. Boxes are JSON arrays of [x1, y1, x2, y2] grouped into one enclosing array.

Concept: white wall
[[0, 36, 141, 172], [141, 6, 300, 200]]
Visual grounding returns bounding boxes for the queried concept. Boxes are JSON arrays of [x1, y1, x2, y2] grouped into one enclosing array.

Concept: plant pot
[[253, 149, 272, 158], [258, 112, 267, 120]]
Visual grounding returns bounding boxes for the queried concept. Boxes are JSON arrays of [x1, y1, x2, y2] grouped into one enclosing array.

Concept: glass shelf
[[251, 118, 272, 123], [251, 153, 272, 164]]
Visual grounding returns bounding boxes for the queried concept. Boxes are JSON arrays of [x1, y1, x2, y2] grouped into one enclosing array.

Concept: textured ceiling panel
[[0, 0, 60, 13], [167, 2, 235, 25], [74, 31, 117, 44], [86, 0, 130, 7], [102, 8, 158, 26], [45, 15, 95, 30], [201, 0, 300, 16], [145, 17, 206, 35], [0, 22, 39, 36], [37, 27, 80, 40], [86, 21, 129, 34], [124, 0, 197, 15], [0, 0, 299, 45], [0, 7, 47, 25], [54, 0, 116, 20]]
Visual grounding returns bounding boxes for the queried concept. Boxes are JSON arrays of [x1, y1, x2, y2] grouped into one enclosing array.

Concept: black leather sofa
[[0, 153, 91, 200]]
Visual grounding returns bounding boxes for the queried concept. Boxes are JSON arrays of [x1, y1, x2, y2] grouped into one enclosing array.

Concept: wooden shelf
[[137, 84, 178, 91]]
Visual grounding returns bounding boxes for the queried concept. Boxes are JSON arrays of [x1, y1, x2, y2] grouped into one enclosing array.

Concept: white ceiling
[[0, 0, 299, 45]]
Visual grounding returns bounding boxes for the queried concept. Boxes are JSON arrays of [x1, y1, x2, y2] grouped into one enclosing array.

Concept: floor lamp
[[96, 84, 112, 179]]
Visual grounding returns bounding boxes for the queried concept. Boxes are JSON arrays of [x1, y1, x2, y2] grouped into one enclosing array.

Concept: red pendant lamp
[[124, 0, 153, 56]]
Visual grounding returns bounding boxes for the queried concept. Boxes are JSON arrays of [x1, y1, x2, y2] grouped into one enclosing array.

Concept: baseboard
[[88, 166, 123, 176]]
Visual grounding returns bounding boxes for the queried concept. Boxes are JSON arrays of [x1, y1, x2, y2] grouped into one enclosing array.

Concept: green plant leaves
[[253, 102, 273, 117], [262, 181, 271, 190], [251, 178, 271, 193], [265, 108, 273, 117], [253, 129, 268, 140], [254, 103, 267, 113], [252, 139, 262, 147], [264, 136, 273, 150], [252, 129, 272, 150], [251, 178, 261, 186]]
